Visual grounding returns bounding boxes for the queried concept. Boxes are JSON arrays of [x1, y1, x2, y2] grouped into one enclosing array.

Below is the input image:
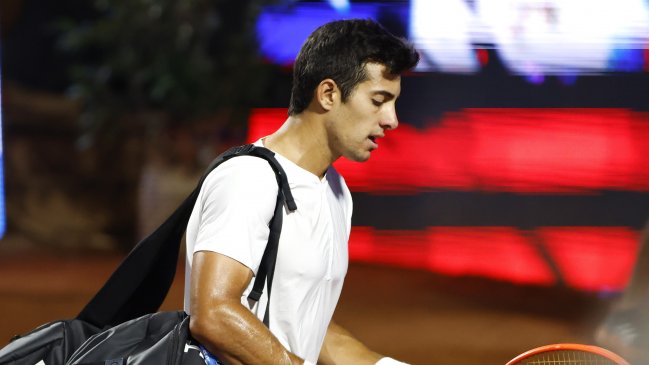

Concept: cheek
[[336, 103, 373, 142]]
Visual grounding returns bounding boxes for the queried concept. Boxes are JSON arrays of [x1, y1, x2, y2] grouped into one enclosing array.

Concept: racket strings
[[519, 350, 620, 365]]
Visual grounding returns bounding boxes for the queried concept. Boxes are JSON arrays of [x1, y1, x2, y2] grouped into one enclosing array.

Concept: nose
[[380, 106, 399, 130]]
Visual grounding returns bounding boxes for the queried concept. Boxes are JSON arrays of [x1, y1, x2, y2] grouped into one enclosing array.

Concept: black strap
[[248, 191, 284, 326], [77, 145, 296, 328]]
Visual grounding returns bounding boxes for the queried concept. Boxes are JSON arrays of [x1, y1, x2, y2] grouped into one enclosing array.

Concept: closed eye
[[371, 90, 396, 107]]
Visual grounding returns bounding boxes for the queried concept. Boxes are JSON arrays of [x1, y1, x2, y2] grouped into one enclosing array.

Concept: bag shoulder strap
[[77, 144, 296, 328]]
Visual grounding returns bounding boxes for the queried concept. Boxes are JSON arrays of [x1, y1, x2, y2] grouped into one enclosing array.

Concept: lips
[[368, 135, 381, 149]]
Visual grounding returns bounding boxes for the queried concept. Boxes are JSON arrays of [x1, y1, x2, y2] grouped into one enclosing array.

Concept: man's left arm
[[317, 321, 410, 365]]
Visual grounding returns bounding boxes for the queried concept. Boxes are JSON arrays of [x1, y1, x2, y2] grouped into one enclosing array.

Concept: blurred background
[[1, 0, 649, 364]]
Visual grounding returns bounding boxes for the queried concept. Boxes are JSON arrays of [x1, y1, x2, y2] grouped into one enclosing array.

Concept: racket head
[[506, 343, 631, 365]]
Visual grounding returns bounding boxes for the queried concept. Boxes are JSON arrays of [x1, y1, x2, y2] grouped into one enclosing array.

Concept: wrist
[[375, 357, 410, 365]]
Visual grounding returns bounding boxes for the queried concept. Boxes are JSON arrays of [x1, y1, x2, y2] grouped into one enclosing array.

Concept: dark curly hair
[[288, 19, 419, 116]]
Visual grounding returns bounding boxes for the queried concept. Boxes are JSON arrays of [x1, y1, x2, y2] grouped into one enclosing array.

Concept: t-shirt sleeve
[[193, 156, 278, 275]]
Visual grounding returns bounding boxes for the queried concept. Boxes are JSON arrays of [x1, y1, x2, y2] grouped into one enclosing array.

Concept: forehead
[[356, 62, 401, 96]]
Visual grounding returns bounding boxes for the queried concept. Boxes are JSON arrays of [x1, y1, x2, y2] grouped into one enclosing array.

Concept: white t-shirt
[[184, 141, 352, 363]]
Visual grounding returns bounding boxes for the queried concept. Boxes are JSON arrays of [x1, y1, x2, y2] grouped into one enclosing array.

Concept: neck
[[263, 112, 337, 179]]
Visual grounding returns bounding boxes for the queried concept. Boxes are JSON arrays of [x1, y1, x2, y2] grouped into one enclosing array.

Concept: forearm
[[318, 322, 382, 365], [190, 300, 303, 365]]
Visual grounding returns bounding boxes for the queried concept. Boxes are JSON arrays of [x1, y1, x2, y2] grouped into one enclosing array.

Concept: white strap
[[376, 357, 410, 365]]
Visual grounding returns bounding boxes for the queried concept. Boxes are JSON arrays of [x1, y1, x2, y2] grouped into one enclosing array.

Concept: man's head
[[288, 19, 419, 116]]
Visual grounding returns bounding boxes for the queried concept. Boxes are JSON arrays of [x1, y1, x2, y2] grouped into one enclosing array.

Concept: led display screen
[[252, 0, 649, 292], [248, 108, 648, 292], [249, 108, 649, 193], [256, 1, 649, 75]]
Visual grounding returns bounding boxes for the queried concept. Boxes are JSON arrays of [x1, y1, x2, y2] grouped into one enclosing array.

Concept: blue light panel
[[256, 1, 649, 75], [256, 3, 389, 65]]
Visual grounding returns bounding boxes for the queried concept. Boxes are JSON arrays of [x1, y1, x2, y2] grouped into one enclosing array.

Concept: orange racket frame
[[506, 343, 630, 365]]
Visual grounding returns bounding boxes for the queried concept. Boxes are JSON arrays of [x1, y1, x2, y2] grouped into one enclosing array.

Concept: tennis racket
[[506, 343, 630, 365]]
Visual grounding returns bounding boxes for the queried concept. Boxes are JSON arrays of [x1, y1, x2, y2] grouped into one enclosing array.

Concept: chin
[[346, 151, 371, 163]]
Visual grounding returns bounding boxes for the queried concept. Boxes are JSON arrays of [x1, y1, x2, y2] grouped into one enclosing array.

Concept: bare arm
[[317, 321, 383, 365], [189, 250, 304, 365]]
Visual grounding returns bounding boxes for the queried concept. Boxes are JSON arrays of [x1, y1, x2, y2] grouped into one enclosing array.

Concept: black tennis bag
[[0, 320, 101, 365], [0, 145, 296, 365], [66, 312, 200, 365]]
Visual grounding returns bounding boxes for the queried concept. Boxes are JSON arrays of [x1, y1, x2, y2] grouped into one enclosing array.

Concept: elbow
[[189, 306, 232, 350], [188, 313, 209, 345]]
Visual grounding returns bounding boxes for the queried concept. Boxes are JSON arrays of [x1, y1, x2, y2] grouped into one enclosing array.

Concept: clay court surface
[[0, 251, 611, 365]]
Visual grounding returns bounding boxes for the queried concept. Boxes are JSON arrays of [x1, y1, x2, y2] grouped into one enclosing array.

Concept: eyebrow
[[371, 90, 397, 100]]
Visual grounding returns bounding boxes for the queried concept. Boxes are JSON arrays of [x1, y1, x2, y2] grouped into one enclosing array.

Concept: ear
[[315, 79, 338, 111]]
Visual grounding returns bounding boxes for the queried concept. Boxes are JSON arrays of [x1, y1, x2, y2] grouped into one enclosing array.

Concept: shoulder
[[206, 155, 278, 187], [200, 155, 280, 203]]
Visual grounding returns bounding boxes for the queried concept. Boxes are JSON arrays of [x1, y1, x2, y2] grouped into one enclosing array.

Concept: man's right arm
[[189, 250, 304, 365]]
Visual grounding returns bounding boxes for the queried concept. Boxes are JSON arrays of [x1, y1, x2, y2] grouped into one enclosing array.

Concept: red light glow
[[537, 227, 639, 291], [249, 108, 645, 291], [248, 108, 649, 193], [349, 226, 639, 291]]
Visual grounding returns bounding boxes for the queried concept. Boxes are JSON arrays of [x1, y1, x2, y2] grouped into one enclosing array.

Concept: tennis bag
[[66, 311, 200, 365], [0, 144, 297, 365]]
